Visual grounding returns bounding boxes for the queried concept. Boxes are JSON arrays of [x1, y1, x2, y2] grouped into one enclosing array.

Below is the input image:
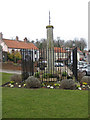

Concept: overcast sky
[[0, 0, 88, 43]]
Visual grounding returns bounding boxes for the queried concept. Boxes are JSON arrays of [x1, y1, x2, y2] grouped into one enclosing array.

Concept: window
[[35, 58, 37, 61], [35, 51, 37, 54], [12, 49, 15, 53]]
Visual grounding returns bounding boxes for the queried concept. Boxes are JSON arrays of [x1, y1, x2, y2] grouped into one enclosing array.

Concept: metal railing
[[21, 47, 78, 82]]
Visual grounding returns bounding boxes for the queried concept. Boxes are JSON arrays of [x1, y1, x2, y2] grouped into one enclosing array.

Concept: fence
[[21, 47, 78, 82]]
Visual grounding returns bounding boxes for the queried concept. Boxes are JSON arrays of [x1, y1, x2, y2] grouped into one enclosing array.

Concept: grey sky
[[0, 0, 88, 42]]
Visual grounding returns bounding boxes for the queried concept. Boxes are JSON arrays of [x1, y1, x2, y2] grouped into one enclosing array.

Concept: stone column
[[46, 25, 54, 73]]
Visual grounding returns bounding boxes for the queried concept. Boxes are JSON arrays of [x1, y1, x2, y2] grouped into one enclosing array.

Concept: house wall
[[32, 50, 39, 61], [21, 49, 39, 62], [8, 48, 20, 53], [77, 52, 79, 61], [54, 52, 66, 61], [1, 42, 8, 52]]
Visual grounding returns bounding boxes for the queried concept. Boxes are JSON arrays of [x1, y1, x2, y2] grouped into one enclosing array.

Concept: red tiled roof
[[54, 47, 66, 53], [3, 39, 38, 50]]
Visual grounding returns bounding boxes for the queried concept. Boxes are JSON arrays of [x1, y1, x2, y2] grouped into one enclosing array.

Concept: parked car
[[42, 61, 47, 64], [80, 64, 90, 76], [77, 61, 88, 70], [67, 62, 73, 67], [55, 62, 64, 67]]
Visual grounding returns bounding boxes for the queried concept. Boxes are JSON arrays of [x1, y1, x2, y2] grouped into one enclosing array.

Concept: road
[[0, 69, 21, 74]]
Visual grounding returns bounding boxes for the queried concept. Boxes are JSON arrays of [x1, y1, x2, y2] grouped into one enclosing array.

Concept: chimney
[[16, 36, 19, 41], [0, 32, 3, 39], [24, 37, 27, 42]]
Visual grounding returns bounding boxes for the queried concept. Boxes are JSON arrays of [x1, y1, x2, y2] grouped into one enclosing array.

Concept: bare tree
[[54, 37, 65, 47]]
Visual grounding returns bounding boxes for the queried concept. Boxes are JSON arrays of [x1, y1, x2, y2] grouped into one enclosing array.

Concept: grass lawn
[[0, 72, 14, 85], [1, 72, 88, 118], [2, 87, 88, 118]]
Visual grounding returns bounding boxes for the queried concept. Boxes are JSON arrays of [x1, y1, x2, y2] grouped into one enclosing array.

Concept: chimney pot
[[24, 37, 27, 42], [16, 36, 19, 41]]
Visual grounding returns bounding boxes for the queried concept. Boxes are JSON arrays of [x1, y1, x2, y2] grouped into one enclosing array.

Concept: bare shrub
[[25, 76, 41, 88], [77, 71, 85, 82], [11, 74, 22, 83], [80, 76, 90, 85], [60, 79, 76, 90]]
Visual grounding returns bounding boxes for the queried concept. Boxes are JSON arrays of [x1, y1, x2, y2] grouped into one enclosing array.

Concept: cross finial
[[49, 11, 51, 25]]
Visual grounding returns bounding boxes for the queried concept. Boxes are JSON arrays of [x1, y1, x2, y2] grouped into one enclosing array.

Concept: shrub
[[22, 72, 29, 81], [80, 76, 90, 85], [14, 51, 21, 61], [42, 73, 49, 79], [60, 79, 76, 90], [7, 51, 21, 63], [25, 76, 41, 88], [43, 73, 59, 79], [77, 71, 85, 82], [34, 72, 40, 78], [7, 52, 15, 62], [11, 74, 22, 83], [62, 71, 68, 77], [50, 74, 59, 78]]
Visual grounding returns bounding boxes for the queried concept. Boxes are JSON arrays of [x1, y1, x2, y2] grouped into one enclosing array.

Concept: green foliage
[[1, 72, 14, 85], [14, 51, 21, 62], [41, 83, 46, 87], [7, 52, 15, 62], [34, 72, 40, 78], [60, 79, 76, 90], [42, 73, 49, 79], [42, 73, 58, 79], [25, 76, 41, 88], [7, 51, 21, 63], [10, 80, 14, 84], [2, 87, 88, 118], [54, 83, 60, 88], [62, 71, 68, 77]]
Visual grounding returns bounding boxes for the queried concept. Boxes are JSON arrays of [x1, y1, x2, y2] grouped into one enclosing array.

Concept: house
[[54, 47, 69, 63], [0, 33, 39, 61], [77, 49, 84, 61]]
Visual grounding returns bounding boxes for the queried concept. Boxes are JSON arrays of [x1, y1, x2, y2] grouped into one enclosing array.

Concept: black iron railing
[[20, 47, 78, 82]]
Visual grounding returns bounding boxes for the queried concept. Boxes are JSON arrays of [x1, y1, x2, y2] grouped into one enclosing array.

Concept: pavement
[[0, 69, 21, 74]]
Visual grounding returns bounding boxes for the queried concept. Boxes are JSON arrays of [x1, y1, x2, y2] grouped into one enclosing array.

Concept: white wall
[[1, 42, 8, 52]]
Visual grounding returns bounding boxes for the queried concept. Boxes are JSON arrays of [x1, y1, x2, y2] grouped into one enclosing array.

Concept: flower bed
[[3, 79, 90, 90], [2, 73, 90, 90]]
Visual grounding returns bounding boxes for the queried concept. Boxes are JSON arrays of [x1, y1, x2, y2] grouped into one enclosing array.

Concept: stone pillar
[[46, 25, 54, 73]]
